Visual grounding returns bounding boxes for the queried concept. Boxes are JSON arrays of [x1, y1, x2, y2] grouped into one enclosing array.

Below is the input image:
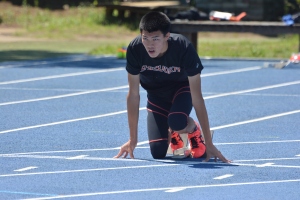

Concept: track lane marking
[[66, 155, 89, 160], [22, 179, 300, 200], [205, 80, 300, 99], [0, 156, 299, 178], [233, 163, 300, 169], [255, 163, 275, 168], [14, 166, 38, 172], [211, 109, 300, 131], [213, 174, 234, 180], [201, 66, 262, 77], [0, 108, 146, 134], [0, 66, 261, 85], [165, 188, 186, 192], [214, 140, 300, 145], [137, 139, 300, 146], [0, 55, 114, 69], [0, 67, 263, 106], [0, 141, 299, 157], [1, 109, 299, 136], [0, 154, 144, 162], [0, 164, 179, 177], [0, 68, 124, 85], [0, 190, 55, 197], [1, 78, 300, 133], [0, 85, 129, 106]]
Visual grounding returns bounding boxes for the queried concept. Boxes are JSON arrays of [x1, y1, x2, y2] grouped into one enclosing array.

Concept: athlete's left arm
[[188, 74, 231, 163]]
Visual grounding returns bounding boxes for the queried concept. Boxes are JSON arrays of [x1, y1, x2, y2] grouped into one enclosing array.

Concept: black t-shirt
[[126, 33, 203, 99]]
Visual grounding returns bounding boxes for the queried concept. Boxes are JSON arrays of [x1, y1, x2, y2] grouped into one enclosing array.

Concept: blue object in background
[[282, 14, 294, 26]]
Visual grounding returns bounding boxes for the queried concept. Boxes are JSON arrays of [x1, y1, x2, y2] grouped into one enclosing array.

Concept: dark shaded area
[[0, 50, 75, 63], [0, 52, 127, 70], [139, 157, 237, 169], [3, 0, 111, 10]]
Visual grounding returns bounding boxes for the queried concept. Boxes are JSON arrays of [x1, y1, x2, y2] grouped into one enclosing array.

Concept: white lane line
[[22, 179, 300, 200], [165, 188, 186, 193], [201, 66, 262, 77], [0, 153, 174, 163], [137, 110, 300, 146], [211, 109, 300, 131], [233, 163, 300, 169], [1, 78, 300, 133], [0, 148, 120, 156], [137, 141, 149, 146], [0, 108, 146, 134], [1, 108, 298, 136], [0, 87, 89, 92], [214, 140, 300, 146], [0, 68, 124, 85], [213, 174, 234, 180], [0, 108, 299, 140], [0, 67, 261, 106], [255, 163, 275, 168], [0, 140, 300, 157], [233, 157, 300, 162], [0, 85, 129, 106], [0, 164, 178, 178], [14, 166, 38, 172], [205, 80, 300, 99], [234, 93, 300, 97], [0, 154, 144, 162], [0, 55, 113, 69], [0, 156, 298, 178], [0, 65, 259, 88], [66, 155, 89, 160]]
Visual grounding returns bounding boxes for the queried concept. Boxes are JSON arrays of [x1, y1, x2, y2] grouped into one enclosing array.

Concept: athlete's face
[[141, 30, 170, 58]]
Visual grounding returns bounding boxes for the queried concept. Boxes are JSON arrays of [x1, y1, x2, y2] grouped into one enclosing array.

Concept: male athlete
[[114, 11, 230, 163]]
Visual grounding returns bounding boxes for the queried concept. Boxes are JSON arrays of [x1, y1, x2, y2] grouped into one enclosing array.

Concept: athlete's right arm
[[114, 73, 140, 159], [127, 73, 140, 145]]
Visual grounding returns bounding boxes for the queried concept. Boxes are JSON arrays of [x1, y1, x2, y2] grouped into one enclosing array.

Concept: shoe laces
[[171, 132, 182, 145], [189, 133, 205, 149]]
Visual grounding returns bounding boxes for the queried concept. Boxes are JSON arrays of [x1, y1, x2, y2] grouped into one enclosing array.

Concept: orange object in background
[[209, 11, 247, 21], [289, 53, 300, 63]]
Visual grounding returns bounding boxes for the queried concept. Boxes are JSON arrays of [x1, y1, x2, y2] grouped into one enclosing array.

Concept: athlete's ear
[[164, 32, 170, 40]]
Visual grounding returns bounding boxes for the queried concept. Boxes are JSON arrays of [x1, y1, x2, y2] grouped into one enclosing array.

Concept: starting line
[[0, 154, 299, 178], [23, 179, 300, 200]]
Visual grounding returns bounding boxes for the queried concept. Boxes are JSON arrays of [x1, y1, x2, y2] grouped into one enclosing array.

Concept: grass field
[[0, 2, 298, 62]]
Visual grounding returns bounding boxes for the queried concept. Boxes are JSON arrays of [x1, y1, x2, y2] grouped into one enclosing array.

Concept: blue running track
[[0, 55, 299, 200]]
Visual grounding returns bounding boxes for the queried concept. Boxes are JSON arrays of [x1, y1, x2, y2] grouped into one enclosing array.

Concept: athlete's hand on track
[[114, 140, 137, 159], [204, 143, 231, 163]]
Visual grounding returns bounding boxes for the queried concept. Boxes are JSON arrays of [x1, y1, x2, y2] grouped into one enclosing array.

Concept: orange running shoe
[[188, 121, 206, 158], [170, 131, 184, 152]]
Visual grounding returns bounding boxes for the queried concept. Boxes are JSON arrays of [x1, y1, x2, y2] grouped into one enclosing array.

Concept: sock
[[188, 125, 197, 134]]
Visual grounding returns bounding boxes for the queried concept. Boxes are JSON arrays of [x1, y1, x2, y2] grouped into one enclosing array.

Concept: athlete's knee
[[168, 112, 188, 131], [149, 140, 168, 159]]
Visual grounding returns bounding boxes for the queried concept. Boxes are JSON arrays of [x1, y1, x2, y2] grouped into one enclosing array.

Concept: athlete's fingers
[[129, 151, 135, 159], [203, 151, 230, 163], [204, 152, 213, 162], [113, 149, 125, 158], [123, 151, 128, 158], [217, 151, 231, 163]]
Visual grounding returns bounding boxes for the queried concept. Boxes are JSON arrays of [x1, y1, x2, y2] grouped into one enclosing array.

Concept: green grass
[[198, 34, 298, 59], [0, 41, 114, 62], [1, 4, 138, 39], [0, 3, 298, 62]]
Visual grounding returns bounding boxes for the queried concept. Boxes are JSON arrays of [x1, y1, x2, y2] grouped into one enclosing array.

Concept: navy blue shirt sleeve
[[181, 41, 203, 76], [126, 37, 142, 75]]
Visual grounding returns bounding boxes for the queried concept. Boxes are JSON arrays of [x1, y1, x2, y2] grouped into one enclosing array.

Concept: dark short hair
[[139, 11, 171, 35]]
